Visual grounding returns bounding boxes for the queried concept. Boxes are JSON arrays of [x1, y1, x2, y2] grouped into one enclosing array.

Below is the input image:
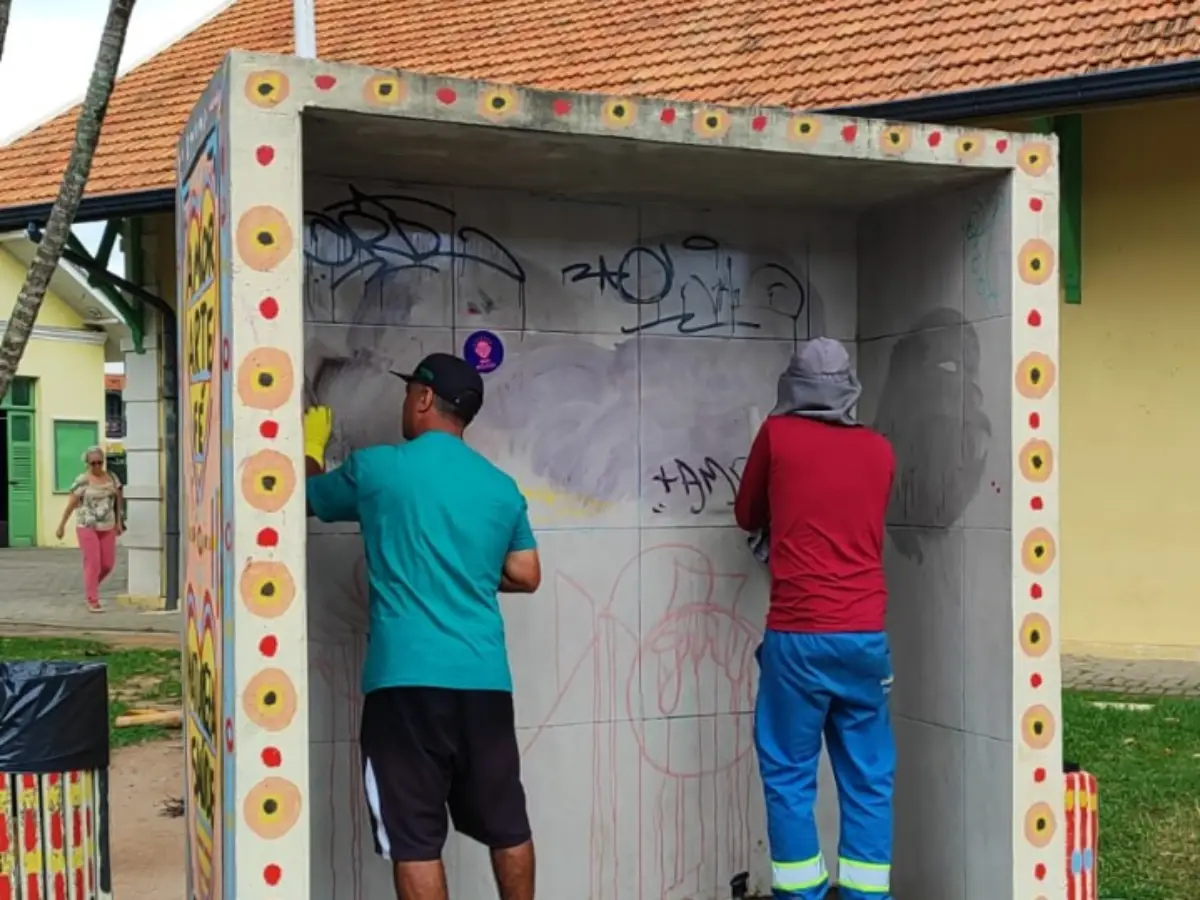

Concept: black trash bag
[[0, 661, 109, 773]]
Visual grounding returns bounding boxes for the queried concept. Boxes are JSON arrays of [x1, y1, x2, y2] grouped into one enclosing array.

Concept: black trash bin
[[0, 661, 113, 899]]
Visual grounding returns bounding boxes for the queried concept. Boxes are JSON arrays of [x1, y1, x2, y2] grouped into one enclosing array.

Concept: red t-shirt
[[734, 415, 895, 633]]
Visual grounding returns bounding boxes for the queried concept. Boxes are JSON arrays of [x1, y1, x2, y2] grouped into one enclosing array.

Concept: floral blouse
[[71, 472, 122, 530]]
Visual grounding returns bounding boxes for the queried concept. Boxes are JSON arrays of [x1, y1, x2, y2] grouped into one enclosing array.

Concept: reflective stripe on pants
[[773, 855, 828, 893], [839, 858, 890, 894]]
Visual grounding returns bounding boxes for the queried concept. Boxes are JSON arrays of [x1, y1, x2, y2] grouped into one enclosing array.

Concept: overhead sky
[[0, 0, 229, 144]]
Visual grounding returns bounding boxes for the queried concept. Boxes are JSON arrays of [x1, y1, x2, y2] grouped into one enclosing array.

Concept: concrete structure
[[0, 234, 125, 548], [177, 50, 1062, 900]]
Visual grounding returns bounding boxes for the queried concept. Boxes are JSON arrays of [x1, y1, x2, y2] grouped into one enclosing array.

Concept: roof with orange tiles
[[2, 0, 1200, 213]]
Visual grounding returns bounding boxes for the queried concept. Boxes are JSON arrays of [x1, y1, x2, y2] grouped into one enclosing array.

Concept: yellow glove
[[303, 406, 334, 468]]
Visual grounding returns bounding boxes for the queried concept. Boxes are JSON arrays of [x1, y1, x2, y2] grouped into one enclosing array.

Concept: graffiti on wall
[[180, 127, 226, 900]]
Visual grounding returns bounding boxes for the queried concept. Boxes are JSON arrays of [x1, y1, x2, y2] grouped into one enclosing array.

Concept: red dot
[[257, 528, 279, 548], [1029, 412, 1041, 429], [259, 635, 278, 657], [1033, 767, 1047, 783], [255, 145, 275, 166], [1031, 583, 1044, 600], [1027, 309, 1042, 327], [1034, 863, 1047, 881], [1030, 673, 1043, 688], [751, 115, 768, 132], [1029, 197, 1044, 212], [551, 98, 571, 116], [435, 87, 457, 105], [1030, 496, 1044, 510], [996, 138, 1009, 153], [264, 864, 282, 886], [841, 123, 858, 142], [262, 747, 282, 768], [314, 74, 336, 91], [259, 420, 279, 439], [927, 131, 942, 147], [660, 107, 676, 124], [259, 296, 279, 319]]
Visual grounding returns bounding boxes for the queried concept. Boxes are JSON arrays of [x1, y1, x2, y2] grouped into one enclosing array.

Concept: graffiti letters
[[651, 455, 745, 515], [305, 185, 526, 291], [563, 236, 807, 337]]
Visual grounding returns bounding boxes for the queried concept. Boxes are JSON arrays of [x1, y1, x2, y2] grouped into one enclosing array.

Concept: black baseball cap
[[394, 353, 484, 420]]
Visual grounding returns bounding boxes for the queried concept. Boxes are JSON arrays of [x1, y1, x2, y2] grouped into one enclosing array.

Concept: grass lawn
[[0, 636, 181, 749], [1064, 689, 1200, 900]]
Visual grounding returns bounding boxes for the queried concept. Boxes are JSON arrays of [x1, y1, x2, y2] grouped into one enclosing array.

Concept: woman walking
[[56, 446, 123, 612]]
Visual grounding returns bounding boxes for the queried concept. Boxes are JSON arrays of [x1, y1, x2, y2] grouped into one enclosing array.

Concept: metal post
[[294, 0, 317, 58]]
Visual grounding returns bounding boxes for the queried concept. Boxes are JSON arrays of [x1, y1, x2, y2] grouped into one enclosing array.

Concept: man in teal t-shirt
[[304, 352, 541, 900]]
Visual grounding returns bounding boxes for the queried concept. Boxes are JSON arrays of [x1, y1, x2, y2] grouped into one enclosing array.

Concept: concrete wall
[[302, 178, 859, 898], [120, 211, 175, 603], [858, 179, 1015, 898], [0, 247, 107, 547]]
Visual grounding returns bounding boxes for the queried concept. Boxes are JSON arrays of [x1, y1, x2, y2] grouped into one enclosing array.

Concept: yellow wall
[[0, 250, 107, 548], [1055, 96, 1200, 659]]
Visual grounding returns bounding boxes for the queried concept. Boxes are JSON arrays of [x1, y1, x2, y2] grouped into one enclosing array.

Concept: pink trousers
[[77, 527, 117, 606]]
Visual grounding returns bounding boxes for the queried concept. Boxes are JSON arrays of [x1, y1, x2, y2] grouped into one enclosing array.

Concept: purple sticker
[[464, 330, 504, 373]]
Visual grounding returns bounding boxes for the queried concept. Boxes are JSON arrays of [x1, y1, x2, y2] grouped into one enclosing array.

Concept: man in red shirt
[[735, 338, 896, 900]]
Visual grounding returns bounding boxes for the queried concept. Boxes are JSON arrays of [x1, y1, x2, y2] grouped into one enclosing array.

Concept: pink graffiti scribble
[[309, 543, 762, 900]]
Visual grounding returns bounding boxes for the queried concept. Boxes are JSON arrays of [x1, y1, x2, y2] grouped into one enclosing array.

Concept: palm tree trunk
[[0, 0, 12, 66], [0, 0, 137, 400]]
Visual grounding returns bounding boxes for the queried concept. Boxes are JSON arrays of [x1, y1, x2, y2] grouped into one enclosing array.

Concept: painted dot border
[[218, 50, 1065, 898]]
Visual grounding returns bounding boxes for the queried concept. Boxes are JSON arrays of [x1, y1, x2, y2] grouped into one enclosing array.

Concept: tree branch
[[0, 0, 11, 67], [0, 0, 136, 400]]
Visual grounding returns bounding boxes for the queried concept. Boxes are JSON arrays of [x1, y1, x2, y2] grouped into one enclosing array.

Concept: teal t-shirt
[[306, 432, 536, 694]]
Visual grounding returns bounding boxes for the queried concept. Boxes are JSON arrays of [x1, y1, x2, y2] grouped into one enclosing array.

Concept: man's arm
[[734, 420, 771, 532], [500, 495, 541, 593], [302, 406, 359, 522]]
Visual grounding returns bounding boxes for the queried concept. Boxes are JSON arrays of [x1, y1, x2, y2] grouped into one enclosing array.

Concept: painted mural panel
[[180, 124, 228, 900]]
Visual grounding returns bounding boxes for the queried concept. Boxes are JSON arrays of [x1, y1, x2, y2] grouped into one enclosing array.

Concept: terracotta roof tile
[[2, 0, 1199, 210]]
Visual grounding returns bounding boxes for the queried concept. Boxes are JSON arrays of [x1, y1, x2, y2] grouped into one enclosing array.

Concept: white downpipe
[[294, 0, 317, 58]]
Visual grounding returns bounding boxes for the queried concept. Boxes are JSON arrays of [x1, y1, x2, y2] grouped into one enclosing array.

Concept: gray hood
[[771, 337, 861, 426]]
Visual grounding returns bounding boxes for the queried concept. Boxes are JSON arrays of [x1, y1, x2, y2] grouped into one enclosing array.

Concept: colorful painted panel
[[179, 120, 228, 900], [1065, 771, 1099, 900], [0, 771, 111, 900]]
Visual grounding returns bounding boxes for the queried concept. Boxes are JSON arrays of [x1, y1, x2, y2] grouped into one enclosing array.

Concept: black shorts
[[360, 686, 531, 862]]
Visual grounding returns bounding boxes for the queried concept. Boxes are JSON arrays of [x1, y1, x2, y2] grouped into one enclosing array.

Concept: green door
[[7, 411, 36, 547]]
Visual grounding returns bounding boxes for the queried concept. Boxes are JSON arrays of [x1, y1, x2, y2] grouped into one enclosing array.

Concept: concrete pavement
[[0, 547, 178, 634], [1, 548, 1199, 697]]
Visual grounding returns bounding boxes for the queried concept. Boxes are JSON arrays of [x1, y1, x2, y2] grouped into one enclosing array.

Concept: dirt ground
[[110, 740, 186, 898]]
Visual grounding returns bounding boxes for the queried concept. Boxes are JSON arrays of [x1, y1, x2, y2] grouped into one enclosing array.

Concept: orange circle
[[239, 561, 296, 618], [1019, 141, 1053, 177], [601, 98, 637, 129], [236, 206, 293, 273], [694, 109, 731, 139], [242, 668, 298, 732], [1018, 239, 1056, 286], [479, 86, 518, 120], [790, 116, 822, 142], [1015, 352, 1056, 399], [1019, 612, 1052, 658], [243, 777, 302, 840], [363, 74, 405, 106], [881, 125, 911, 154], [1022, 528, 1057, 575], [1024, 802, 1057, 847], [245, 70, 290, 109], [1021, 704, 1056, 750], [236, 348, 295, 410], [240, 449, 296, 513], [955, 133, 983, 161], [1019, 438, 1054, 482]]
